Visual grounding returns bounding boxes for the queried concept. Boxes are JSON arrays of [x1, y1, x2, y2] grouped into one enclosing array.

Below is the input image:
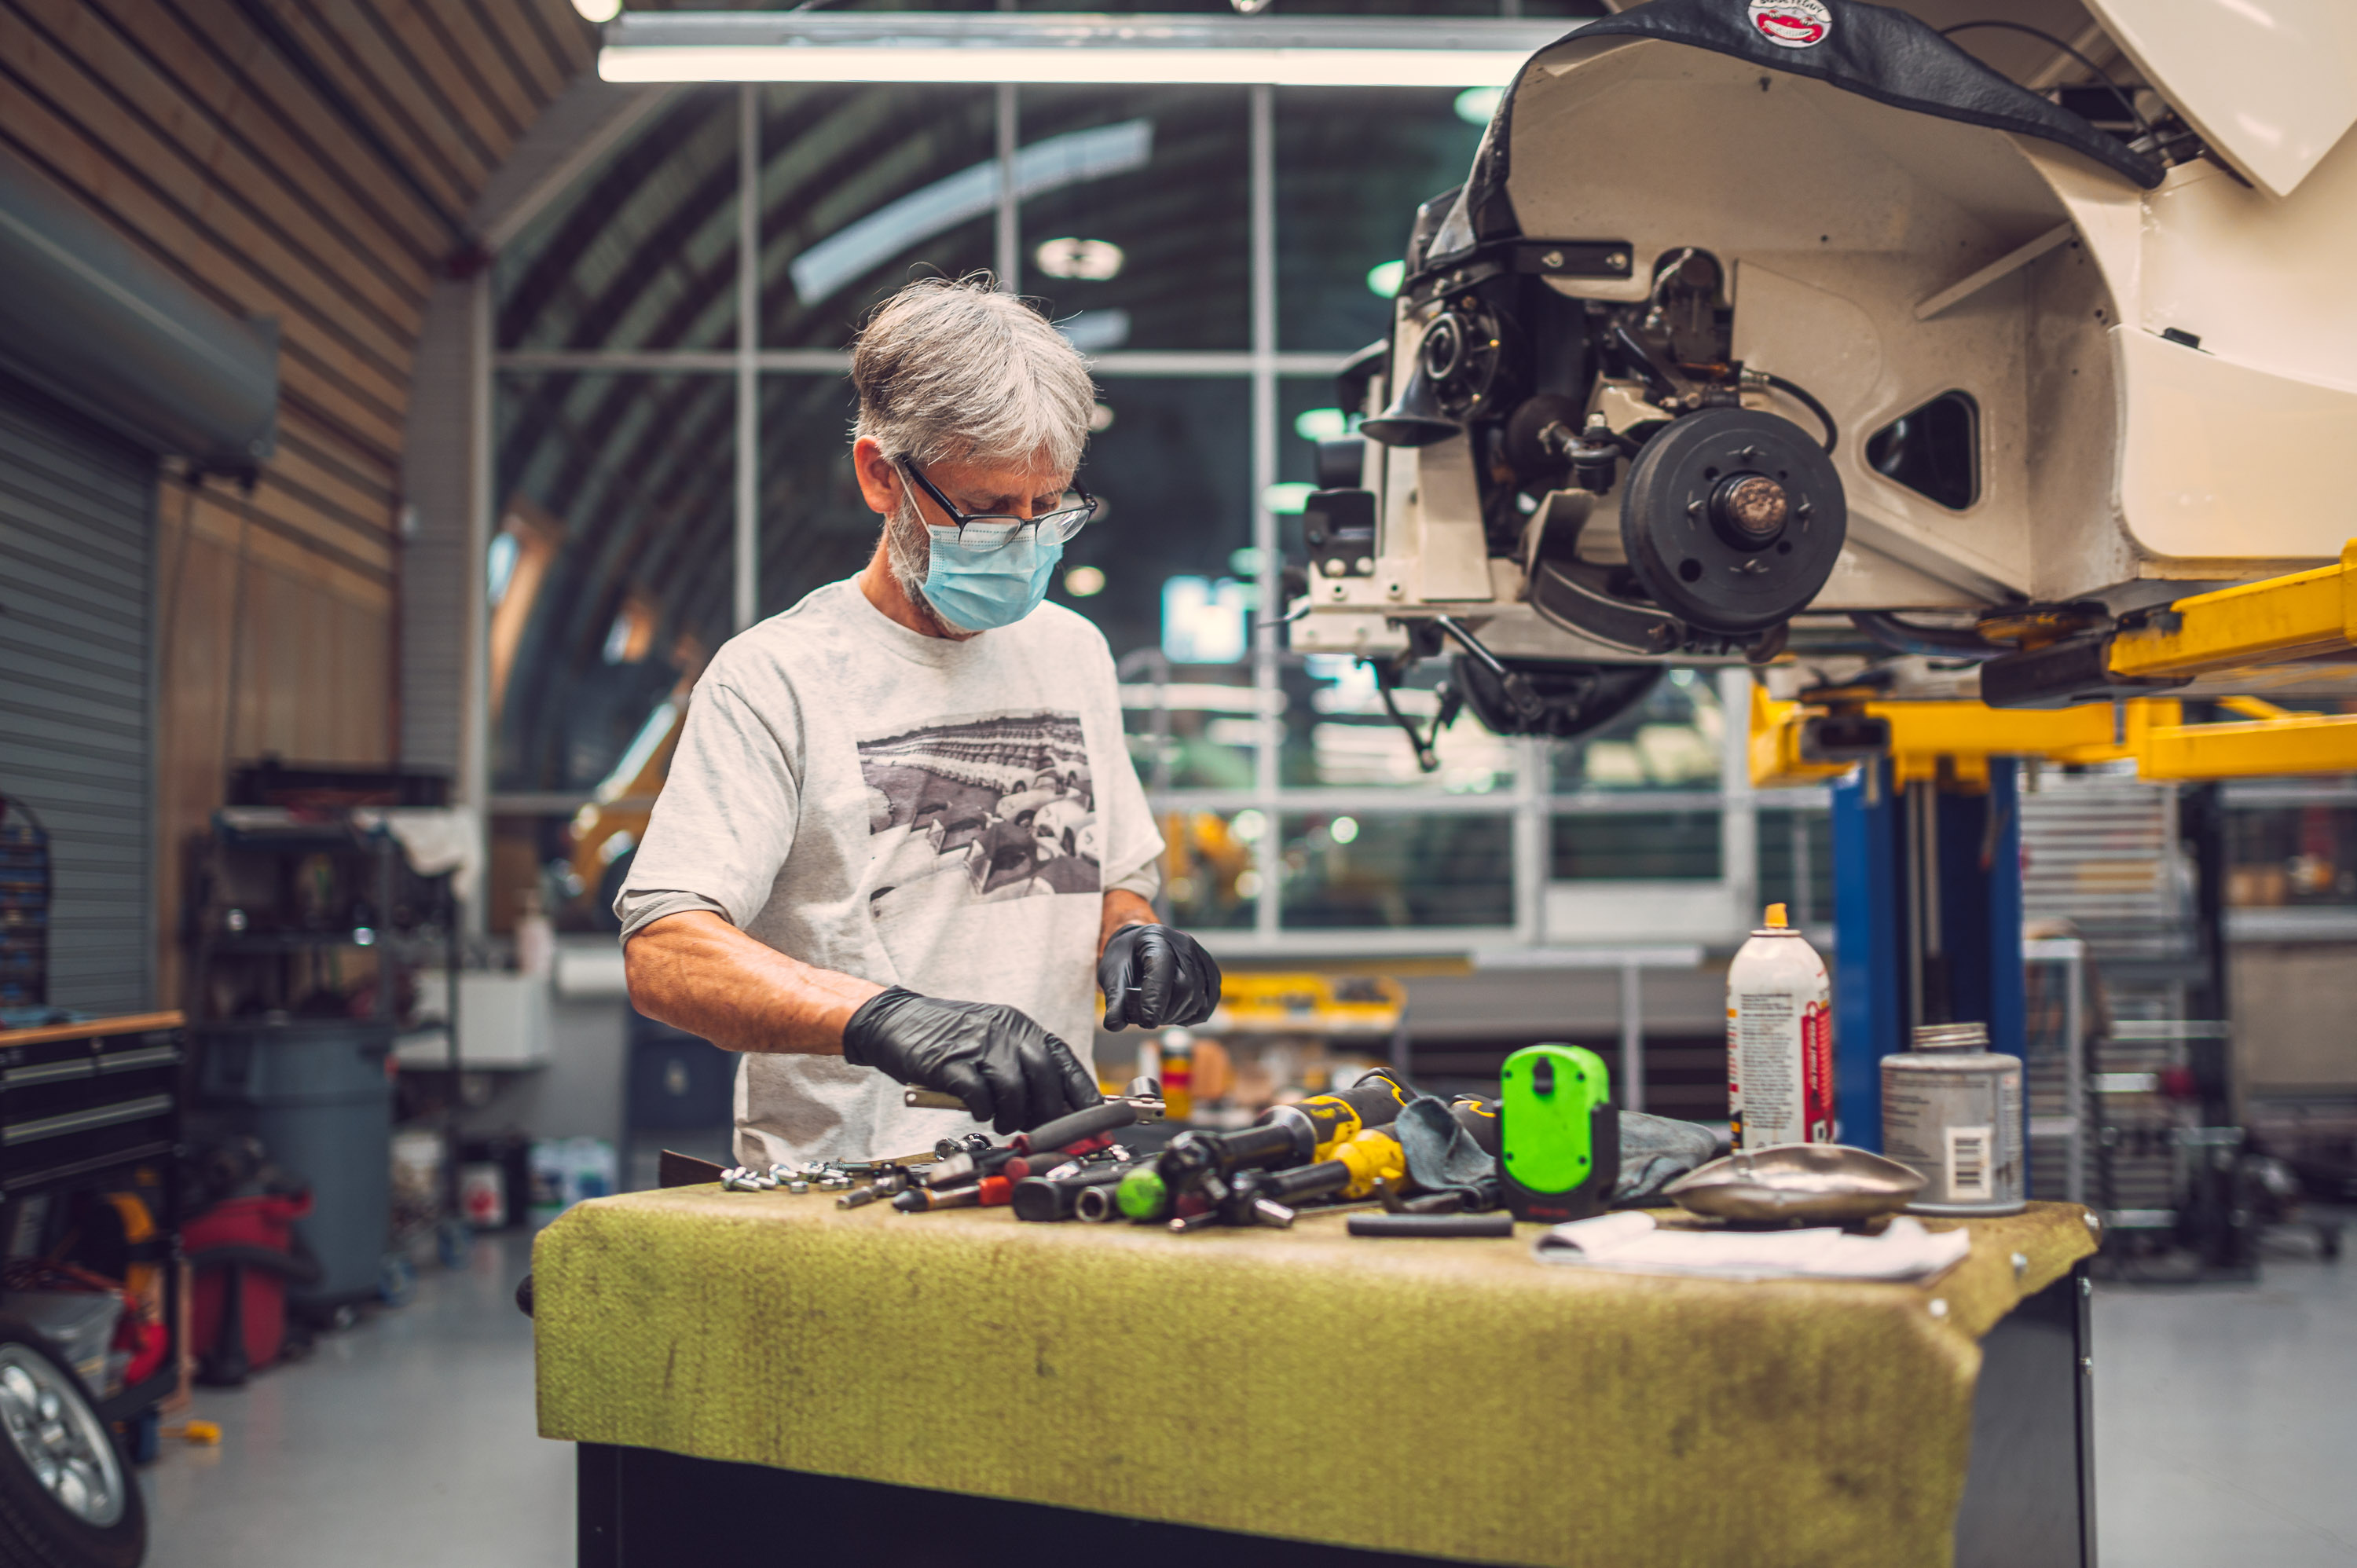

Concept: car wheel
[[0, 1317, 146, 1567]]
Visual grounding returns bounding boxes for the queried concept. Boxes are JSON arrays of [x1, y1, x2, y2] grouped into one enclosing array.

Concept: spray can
[[1727, 903, 1834, 1149], [1882, 1021, 2025, 1215]]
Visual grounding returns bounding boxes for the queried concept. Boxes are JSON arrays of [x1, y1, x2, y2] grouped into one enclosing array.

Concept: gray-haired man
[[619, 277, 1220, 1165]]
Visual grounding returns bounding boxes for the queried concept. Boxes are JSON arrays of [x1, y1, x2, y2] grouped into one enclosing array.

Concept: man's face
[[880, 449, 1074, 594]]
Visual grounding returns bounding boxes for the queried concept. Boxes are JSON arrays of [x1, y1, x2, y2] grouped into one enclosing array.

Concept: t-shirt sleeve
[[614, 678, 800, 942], [1089, 638, 1164, 903]]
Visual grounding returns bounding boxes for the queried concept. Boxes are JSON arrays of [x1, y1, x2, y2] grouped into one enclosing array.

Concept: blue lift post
[[1829, 757, 2025, 1152]]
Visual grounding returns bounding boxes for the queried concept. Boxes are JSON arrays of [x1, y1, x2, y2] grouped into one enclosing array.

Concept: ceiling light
[[1064, 565, 1107, 597], [1036, 236, 1126, 281], [599, 13, 1563, 88], [574, 0, 622, 23]]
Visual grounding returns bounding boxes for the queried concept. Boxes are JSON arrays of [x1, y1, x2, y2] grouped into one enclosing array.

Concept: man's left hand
[[1098, 924, 1222, 1031]]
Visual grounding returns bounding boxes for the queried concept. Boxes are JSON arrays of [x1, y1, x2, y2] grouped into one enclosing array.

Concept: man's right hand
[[841, 987, 1100, 1134]]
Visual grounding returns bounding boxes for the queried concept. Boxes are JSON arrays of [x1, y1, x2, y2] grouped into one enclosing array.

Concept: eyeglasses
[[896, 456, 1097, 551]]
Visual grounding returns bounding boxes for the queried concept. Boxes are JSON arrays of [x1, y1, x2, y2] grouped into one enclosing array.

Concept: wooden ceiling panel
[[1, 0, 592, 576]]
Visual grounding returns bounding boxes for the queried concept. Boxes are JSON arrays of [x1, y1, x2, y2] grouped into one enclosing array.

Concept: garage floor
[[143, 1230, 568, 1568], [138, 1223, 2354, 1567]]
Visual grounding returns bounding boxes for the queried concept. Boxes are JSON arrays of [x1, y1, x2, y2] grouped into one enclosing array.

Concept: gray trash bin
[[197, 1021, 393, 1311]]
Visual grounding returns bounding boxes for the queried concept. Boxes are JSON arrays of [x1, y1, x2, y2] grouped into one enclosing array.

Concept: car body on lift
[[1290, 0, 2357, 735]]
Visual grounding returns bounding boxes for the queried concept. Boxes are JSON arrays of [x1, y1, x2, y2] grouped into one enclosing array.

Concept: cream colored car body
[[1295, 5, 2357, 665]]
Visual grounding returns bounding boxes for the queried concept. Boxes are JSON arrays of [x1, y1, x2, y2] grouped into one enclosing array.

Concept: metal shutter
[[0, 372, 155, 1014]]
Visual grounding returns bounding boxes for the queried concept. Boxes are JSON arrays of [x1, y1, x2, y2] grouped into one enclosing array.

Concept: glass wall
[[490, 50, 1814, 952]]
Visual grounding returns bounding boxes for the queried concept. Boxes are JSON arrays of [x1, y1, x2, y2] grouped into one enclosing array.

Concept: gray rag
[[1395, 1098, 1720, 1209], [1395, 1098, 1499, 1209], [1615, 1111, 1721, 1205]]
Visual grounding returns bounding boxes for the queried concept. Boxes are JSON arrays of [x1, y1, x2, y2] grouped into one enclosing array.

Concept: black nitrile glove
[[841, 987, 1099, 1134], [1098, 924, 1222, 1031]]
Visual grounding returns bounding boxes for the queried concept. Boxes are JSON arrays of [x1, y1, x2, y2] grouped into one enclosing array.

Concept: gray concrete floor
[[141, 1229, 567, 1568], [133, 1224, 2352, 1566], [2094, 1234, 2357, 1566]]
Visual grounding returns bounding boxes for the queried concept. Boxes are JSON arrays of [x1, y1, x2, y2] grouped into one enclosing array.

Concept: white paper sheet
[[1533, 1211, 1970, 1283]]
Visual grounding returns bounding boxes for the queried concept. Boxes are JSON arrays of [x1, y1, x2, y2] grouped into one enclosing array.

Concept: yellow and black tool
[[1116, 1068, 1414, 1222], [1329, 1123, 1408, 1200]]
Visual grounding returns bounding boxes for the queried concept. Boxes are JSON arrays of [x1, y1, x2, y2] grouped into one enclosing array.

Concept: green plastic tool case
[[1498, 1043, 1617, 1223]]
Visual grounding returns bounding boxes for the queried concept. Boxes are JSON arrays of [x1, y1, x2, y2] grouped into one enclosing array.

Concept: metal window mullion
[[1149, 788, 1523, 815], [490, 349, 1357, 376], [735, 83, 759, 633], [464, 272, 493, 938], [1249, 82, 1279, 943], [1718, 667, 1758, 925], [996, 83, 1020, 291], [1514, 735, 1547, 945]]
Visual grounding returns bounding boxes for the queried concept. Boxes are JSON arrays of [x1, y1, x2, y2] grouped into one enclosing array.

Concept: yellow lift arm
[[1754, 543, 2357, 787], [1755, 690, 2357, 788]]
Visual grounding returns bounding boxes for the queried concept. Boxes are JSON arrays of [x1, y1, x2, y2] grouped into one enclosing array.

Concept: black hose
[[1758, 372, 1838, 454], [1938, 20, 2155, 141]]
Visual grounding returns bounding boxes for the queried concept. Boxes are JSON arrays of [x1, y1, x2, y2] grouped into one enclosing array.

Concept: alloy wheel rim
[[0, 1345, 124, 1527]]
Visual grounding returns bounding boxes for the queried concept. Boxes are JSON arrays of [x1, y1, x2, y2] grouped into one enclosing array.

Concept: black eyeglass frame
[[894, 455, 1098, 551]]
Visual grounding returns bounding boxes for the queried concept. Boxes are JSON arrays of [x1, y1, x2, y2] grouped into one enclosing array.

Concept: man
[[618, 277, 1221, 1164]]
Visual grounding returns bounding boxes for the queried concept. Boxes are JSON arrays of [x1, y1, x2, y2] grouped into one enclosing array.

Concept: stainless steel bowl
[[1664, 1144, 1928, 1225]]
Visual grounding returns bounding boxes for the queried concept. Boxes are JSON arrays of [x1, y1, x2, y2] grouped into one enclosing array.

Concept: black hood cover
[[1449, 0, 2162, 260]]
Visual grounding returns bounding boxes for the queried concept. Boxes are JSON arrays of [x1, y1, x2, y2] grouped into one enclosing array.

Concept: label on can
[[1944, 1126, 1992, 1202], [1882, 1058, 2024, 1212], [1730, 992, 1834, 1147]]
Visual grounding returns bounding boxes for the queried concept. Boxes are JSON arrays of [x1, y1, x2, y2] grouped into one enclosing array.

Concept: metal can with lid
[[1881, 1021, 2025, 1215]]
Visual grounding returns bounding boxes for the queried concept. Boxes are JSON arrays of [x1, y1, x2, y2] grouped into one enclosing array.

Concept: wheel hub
[[1618, 406, 1847, 636]]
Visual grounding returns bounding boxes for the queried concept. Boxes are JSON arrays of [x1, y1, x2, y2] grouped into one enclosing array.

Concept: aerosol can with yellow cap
[[1727, 903, 1834, 1150]]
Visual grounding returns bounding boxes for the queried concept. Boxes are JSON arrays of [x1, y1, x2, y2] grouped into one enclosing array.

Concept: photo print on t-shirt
[[858, 710, 1102, 913]]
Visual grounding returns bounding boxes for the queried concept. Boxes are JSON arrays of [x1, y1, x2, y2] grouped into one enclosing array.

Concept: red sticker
[[1748, 0, 1832, 49]]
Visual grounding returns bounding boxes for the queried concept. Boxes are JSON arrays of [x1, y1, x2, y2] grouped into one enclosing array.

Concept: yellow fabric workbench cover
[[534, 1192, 2095, 1568]]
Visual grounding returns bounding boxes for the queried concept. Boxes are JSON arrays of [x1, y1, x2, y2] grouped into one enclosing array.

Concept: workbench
[[533, 1190, 2097, 1568]]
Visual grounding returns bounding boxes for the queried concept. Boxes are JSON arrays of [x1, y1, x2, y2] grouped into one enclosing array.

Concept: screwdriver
[[898, 1170, 1036, 1211]]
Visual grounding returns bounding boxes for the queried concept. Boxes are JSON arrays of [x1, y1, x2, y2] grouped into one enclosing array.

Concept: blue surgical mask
[[919, 525, 1063, 632]]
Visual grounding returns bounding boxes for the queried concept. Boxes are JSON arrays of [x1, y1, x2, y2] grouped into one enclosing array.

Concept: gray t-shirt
[[617, 578, 1162, 1167]]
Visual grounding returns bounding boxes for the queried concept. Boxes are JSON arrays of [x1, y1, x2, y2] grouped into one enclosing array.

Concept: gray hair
[[850, 275, 1097, 474]]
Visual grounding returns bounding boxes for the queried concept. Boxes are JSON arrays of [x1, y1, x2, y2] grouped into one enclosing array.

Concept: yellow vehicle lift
[[1755, 543, 2357, 788]]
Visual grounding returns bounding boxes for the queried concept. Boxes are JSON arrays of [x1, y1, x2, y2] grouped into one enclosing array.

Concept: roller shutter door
[[0, 372, 155, 1014]]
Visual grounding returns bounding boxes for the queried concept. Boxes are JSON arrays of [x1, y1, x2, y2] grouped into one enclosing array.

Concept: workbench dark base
[[575, 1444, 1457, 1567], [574, 1265, 2095, 1568], [1954, 1263, 2098, 1568]]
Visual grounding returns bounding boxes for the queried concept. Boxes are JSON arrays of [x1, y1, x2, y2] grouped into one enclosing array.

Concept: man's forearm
[[1098, 888, 1156, 955], [623, 910, 884, 1053]]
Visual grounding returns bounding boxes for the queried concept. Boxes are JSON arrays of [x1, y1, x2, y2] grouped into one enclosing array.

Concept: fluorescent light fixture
[[599, 13, 1567, 88]]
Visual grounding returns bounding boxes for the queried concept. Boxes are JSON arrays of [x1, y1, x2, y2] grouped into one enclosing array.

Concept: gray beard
[[882, 496, 977, 640]]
